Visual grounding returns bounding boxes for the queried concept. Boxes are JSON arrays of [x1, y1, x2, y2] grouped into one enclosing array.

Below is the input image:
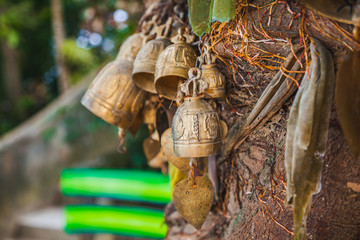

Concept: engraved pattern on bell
[[172, 97, 221, 157], [172, 114, 184, 139], [201, 64, 226, 99], [81, 59, 147, 129], [154, 41, 197, 100], [115, 33, 144, 62], [132, 38, 172, 93]]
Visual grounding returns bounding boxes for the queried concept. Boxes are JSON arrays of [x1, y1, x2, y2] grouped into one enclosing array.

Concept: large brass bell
[[200, 44, 226, 99], [154, 28, 197, 100], [81, 60, 147, 129], [132, 18, 173, 93], [172, 68, 222, 157], [81, 29, 148, 129]]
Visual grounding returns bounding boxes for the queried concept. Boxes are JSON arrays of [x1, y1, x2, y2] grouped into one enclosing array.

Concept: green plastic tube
[[64, 205, 167, 238], [60, 169, 171, 204]]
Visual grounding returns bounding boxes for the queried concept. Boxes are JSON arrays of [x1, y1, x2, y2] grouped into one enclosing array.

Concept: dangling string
[[189, 158, 199, 188], [117, 128, 127, 153]]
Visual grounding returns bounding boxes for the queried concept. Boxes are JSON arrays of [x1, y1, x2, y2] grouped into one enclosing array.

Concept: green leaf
[[188, 0, 236, 36], [212, 0, 236, 22], [188, 0, 214, 36]]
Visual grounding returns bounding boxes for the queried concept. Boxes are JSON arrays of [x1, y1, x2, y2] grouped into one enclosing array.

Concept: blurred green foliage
[[0, 0, 142, 135], [62, 38, 98, 84]]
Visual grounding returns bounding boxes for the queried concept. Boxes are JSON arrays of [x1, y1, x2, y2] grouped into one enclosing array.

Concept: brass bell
[[81, 24, 151, 130], [132, 18, 173, 93], [115, 32, 144, 62], [200, 44, 226, 99], [154, 28, 197, 100], [142, 95, 158, 126], [161, 128, 190, 174], [81, 59, 147, 129], [116, 19, 156, 62], [172, 68, 222, 157]]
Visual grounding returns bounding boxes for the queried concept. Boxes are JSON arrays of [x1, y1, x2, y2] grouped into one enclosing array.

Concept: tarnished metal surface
[[81, 59, 146, 129], [172, 68, 221, 158], [172, 176, 214, 229], [133, 19, 173, 93], [155, 29, 197, 100]]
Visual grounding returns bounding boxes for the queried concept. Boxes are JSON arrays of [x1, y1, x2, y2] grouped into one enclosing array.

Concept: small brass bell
[[132, 18, 173, 93], [200, 45, 226, 99], [172, 68, 222, 157], [115, 32, 144, 62], [154, 28, 197, 100], [161, 128, 190, 174], [116, 19, 156, 62]]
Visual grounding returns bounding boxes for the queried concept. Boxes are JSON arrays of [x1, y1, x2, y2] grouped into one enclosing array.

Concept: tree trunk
[[51, 0, 70, 93], [1, 40, 22, 115], [164, 1, 360, 239]]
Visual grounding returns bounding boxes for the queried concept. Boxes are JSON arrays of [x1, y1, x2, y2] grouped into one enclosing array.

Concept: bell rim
[[173, 142, 221, 158], [132, 71, 157, 93], [154, 74, 187, 100], [81, 90, 135, 129], [81, 92, 117, 126]]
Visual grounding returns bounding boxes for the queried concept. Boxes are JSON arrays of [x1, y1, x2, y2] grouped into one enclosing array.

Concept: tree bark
[[1, 40, 22, 113], [51, 0, 70, 93]]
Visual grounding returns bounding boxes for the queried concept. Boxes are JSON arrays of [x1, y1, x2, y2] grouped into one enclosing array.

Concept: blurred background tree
[[0, 0, 142, 135]]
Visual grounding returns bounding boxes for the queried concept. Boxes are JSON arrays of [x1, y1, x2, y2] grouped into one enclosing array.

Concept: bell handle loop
[[142, 35, 152, 46], [142, 15, 159, 35], [155, 17, 173, 39], [180, 68, 208, 98], [177, 27, 186, 42], [203, 43, 217, 64], [163, 17, 173, 38]]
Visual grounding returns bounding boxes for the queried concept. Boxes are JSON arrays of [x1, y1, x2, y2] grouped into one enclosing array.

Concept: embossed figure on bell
[[155, 28, 197, 100], [200, 44, 226, 99], [132, 18, 173, 93], [172, 68, 222, 158]]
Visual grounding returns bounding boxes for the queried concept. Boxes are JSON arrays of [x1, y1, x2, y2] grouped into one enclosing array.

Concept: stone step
[[11, 207, 153, 240], [12, 207, 77, 240]]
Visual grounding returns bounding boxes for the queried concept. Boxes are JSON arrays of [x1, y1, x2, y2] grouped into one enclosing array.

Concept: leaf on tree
[[285, 40, 335, 240], [188, 0, 236, 36]]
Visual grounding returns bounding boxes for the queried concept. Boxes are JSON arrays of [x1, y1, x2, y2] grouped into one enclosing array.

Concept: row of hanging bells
[[80, 9, 227, 230]]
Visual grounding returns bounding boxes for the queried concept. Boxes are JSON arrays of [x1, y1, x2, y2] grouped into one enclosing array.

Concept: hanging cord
[[117, 128, 127, 153]]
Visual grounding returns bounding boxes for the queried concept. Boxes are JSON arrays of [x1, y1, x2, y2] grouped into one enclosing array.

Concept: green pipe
[[64, 205, 167, 238], [60, 169, 171, 204]]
